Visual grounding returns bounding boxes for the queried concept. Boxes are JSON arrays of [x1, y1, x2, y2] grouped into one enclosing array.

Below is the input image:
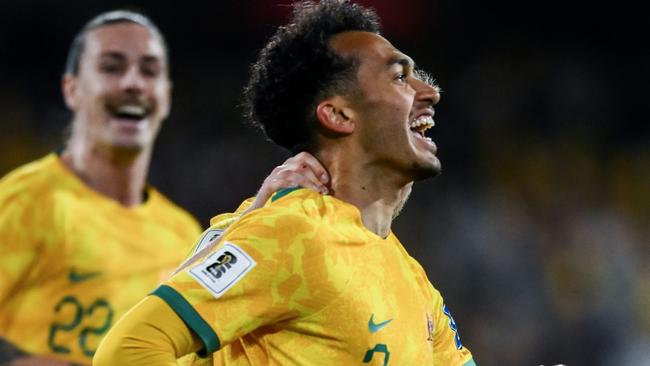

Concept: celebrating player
[[0, 10, 327, 366], [95, 1, 476, 365]]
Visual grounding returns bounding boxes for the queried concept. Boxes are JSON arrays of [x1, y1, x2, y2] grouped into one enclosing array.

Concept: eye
[[141, 59, 162, 78], [141, 65, 160, 78], [99, 63, 123, 75], [394, 73, 407, 83]]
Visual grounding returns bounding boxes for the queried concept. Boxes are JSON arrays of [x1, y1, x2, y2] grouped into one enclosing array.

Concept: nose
[[413, 78, 440, 106], [120, 66, 146, 93]]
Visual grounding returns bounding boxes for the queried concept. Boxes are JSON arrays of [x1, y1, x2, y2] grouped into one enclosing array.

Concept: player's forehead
[[330, 31, 414, 71], [83, 22, 166, 61]]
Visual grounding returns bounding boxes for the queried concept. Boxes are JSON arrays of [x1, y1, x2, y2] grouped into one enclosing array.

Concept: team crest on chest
[[188, 242, 256, 298]]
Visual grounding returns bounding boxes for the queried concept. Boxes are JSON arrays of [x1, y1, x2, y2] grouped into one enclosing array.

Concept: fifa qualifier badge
[[188, 242, 256, 298]]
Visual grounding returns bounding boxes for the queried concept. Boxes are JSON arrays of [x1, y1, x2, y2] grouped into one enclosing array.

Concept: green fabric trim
[[151, 285, 220, 355], [271, 187, 302, 202], [462, 358, 477, 366]]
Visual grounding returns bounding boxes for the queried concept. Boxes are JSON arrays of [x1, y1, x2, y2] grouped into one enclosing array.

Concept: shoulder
[[205, 189, 337, 268], [0, 155, 66, 246], [177, 189, 351, 306], [263, 187, 332, 222], [0, 154, 62, 209], [145, 187, 202, 235], [0, 154, 60, 194], [229, 188, 331, 239]]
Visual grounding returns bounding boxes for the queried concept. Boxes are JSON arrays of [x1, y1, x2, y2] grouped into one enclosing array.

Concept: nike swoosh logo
[[368, 313, 393, 333], [68, 268, 102, 283]]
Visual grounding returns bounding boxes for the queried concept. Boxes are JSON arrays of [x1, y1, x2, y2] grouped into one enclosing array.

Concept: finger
[[268, 172, 327, 195], [284, 172, 328, 194], [291, 164, 325, 191], [289, 152, 329, 184], [272, 160, 325, 191]]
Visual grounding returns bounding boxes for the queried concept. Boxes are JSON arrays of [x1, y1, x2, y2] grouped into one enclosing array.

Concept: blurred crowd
[[1, 0, 647, 364]]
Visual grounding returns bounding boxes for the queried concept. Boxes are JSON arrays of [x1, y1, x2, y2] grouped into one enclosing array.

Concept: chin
[[104, 137, 151, 155], [111, 132, 154, 149], [412, 158, 442, 181]]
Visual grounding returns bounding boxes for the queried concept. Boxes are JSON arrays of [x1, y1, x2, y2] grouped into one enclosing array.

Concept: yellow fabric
[[209, 198, 254, 229], [184, 198, 255, 258], [93, 296, 200, 366], [172, 197, 254, 275], [0, 154, 202, 364], [160, 188, 474, 365]]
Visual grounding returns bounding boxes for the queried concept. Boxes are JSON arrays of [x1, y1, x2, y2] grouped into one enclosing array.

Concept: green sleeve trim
[[271, 187, 302, 202], [462, 358, 477, 366], [151, 285, 220, 356]]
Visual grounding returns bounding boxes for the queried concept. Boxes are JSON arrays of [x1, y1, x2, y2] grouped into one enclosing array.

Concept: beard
[[411, 158, 442, 181]]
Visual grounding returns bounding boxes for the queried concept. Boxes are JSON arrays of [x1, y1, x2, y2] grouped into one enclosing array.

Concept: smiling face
[[330, 31, 441, 182], [63, 22, 171, 153]]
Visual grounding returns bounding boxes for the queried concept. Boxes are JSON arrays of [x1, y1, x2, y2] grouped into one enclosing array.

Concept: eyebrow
[[141, 55, 162, 64], [99, 51, 162, 61], [99, 51, 127, 61], [386, 55, 415, 70]]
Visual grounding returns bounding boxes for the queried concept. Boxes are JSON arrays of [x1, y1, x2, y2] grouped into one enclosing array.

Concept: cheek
[[153, 83, 171, 111], [396, 91, 415, 113], [79, 78, 112, 104], [373, 89, 413, 118]]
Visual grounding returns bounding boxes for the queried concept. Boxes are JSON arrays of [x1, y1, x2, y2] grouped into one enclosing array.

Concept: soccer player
[[94, 1, 476, 365], [0, 10, 327, 366]]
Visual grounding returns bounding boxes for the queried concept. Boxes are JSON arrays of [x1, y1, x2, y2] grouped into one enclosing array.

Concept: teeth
[[409, 115, 435, 131], [116, 105, 146, 117]]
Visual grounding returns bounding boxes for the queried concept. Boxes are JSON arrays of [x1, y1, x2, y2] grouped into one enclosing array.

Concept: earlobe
[[316, 97, 355, 134], [62, 75, 77, 111]]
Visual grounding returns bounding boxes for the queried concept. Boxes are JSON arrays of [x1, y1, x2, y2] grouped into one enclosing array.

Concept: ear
[[315, 96, 355, 134], [62, 74, 78, 111]]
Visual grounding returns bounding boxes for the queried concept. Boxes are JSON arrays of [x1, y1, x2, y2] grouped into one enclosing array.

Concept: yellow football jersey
[[154, 188, 476, 365], [0, 154, 202, 364]]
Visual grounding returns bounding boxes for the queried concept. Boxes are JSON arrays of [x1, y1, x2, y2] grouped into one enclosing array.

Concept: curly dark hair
[[244, 0, 381, 153]]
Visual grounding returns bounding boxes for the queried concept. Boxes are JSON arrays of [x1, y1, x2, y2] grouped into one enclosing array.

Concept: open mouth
[[108, 104, 150, 122], [409, 115, 434, 141]]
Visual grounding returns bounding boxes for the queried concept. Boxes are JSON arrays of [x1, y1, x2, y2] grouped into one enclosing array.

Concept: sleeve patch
[[188, 242, 256, 299], [193, 228, 224, 255]]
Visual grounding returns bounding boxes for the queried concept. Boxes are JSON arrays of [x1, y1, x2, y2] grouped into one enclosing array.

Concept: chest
[[264, 241, 436, 364], [9, 197, 193, 326]]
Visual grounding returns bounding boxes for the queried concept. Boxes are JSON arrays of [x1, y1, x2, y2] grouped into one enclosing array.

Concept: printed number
[[47, 296, 82, 354], [79, 299, 114, 357], [48, 296, 114, 358], [363, 343, 390, 366], [442, 304, 463, 350]]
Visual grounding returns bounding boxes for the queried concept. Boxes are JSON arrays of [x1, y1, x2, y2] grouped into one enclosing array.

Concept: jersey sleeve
[[93, 295, 201, 366], [430, 286, 476, 366], [152, 206, 331, 355]]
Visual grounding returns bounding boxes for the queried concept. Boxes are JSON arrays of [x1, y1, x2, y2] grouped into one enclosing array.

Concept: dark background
[[1, 1, 648, 364]]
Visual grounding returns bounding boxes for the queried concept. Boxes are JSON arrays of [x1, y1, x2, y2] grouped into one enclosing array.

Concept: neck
[[316, 148, 413, 238], [61, 136, 152, 208]]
